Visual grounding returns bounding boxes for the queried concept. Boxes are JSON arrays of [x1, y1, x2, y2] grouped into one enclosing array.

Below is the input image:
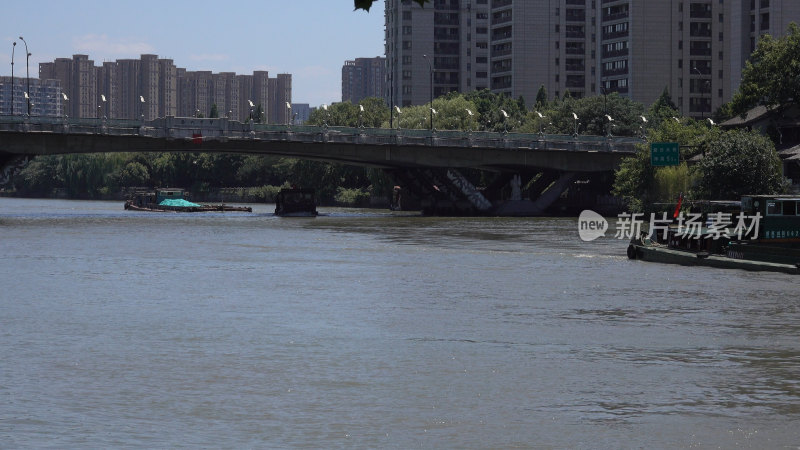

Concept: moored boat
[[124, 188, 252, 212], [626, 195, 800, 274], [274, 188, 318, 217]]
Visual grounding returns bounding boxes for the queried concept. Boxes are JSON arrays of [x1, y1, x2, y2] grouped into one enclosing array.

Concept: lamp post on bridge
[[693, 66, 709, 121], [394, 105, 401, 130], [19, 36, 30, 116], [572, 112, 579, 137], [604, 114, 614, 137], [10, 41, 16, 115], [422, 54, 433, 132], [500, 109, 509, 133], [139, 96, 145, 122], [639, 115, 647, 139], [61, 92, 68, 120], [535, 111, 546, 136]]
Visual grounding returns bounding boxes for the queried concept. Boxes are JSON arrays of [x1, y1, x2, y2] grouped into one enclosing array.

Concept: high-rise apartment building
[[40, 55, 98, 118], [269, 74, 293, 124], [0, 76, 63, 116], [385, 0, 490, 107], [35, 55, 291, 123], [386, 0, 800, 118], [342, 57, 386, 103]]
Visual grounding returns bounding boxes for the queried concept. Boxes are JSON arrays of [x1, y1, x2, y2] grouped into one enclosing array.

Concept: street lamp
[[572, 112, 579, 136], [465, 108, 474, 132], [248, 99, 254, 122], [359, 103, 365, 128], [101, 94, 107, 119], [394, 105, 401, 129], [639, 115, 647, 138], [535, 111, 546, 135], [285, 102, 291, 126], [422, 54, 434, 131], [19, 36, 30, 116], [10, 41, 15, 115], [322, 103, 330, 127], [61, 92, 68, 119], [139, 95, 145, 121], [604, 114, 614, 137], [693, 66, 708, 121], [500, 109, 510, 133]]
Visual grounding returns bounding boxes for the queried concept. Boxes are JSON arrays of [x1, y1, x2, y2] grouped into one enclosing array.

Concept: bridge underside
[[385, 167, 621, 216]]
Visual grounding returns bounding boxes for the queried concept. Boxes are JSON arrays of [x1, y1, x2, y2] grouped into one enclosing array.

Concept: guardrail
[[0, 115, 644, 153]]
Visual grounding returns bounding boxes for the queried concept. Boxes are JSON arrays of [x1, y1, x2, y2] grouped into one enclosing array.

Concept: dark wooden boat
[[274, 188, 318, 217], [124, 188, 252, 213]]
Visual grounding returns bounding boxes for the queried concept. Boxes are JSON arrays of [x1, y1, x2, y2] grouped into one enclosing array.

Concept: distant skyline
[[0, 0, 386, 107]]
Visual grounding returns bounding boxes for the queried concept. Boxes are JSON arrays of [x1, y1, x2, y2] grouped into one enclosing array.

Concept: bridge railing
[[0, 115, 644, 153]]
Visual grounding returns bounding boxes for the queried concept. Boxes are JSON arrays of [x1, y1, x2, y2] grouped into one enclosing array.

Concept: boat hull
[[628, 242, 800, 274], [124, 202, 251, 213]]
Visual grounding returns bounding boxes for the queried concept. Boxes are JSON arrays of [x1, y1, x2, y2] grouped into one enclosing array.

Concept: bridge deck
[[0, 116, 643, 172]]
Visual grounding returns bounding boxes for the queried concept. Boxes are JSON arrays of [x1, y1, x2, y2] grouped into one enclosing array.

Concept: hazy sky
[[0, 0, 386, 107]]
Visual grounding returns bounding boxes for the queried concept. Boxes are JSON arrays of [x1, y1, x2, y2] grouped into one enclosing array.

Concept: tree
[[118, 161, 150, 187], [535, 85, 548, 110], [647, 87, 680, 126], [694, 129, 786, 200], [613, 115, 708, 211], [729, 22, 800, 116]]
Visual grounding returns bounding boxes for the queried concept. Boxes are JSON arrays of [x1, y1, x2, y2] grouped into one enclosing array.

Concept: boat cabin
[[275, 188, 318, 216], [741, 195, 800, 241], [156, 188, 188, 203]]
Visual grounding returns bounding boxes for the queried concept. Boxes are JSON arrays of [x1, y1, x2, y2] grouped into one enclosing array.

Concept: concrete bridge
[[0, 115, 643, 215]]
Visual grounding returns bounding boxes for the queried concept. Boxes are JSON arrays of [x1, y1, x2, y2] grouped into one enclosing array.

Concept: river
[[1, 197, 799, 448]]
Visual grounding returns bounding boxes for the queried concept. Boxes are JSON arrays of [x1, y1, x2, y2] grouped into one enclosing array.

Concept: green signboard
[[651, 142, 680, 166]]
